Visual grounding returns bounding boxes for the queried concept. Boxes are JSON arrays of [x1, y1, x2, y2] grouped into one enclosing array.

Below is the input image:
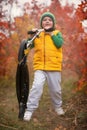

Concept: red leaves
[[0, 0, 86, 93], [0, 22, 9, 28], [76, 0, 87, 20], [0, 33, 7, 42]]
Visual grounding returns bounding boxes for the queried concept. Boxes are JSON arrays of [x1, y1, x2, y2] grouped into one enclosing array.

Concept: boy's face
[[42, 16, 53, 30]]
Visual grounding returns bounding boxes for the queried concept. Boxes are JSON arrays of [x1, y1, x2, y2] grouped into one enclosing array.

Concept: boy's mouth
[[44, 25, 51, 28], [45, 23, 51, 26]]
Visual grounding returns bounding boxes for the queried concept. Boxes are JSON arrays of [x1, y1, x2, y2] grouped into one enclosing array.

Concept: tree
[[0, 0, 87, 94], [74, 0, 87, 93]]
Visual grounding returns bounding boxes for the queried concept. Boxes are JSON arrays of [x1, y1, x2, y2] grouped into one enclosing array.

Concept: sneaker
[[55, 107, 65, 116], [23, 111, 32, 121]]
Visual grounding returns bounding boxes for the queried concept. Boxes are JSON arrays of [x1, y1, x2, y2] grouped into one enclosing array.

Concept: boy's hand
[[32, 28, 38, 33], [28, 28, 38, 38]]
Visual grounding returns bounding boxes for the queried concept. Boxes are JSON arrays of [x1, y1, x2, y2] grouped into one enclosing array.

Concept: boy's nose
[[46, 20, 50, 23]]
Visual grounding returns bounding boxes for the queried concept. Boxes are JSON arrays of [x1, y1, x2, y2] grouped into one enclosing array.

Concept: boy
[[24, 12, 65, 121]]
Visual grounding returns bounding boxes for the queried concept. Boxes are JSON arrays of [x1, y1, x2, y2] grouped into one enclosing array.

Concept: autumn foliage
[[0, 0, 87, 93]]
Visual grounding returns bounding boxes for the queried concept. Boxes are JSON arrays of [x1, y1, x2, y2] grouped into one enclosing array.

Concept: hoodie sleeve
[[51, 32, 64, 48]]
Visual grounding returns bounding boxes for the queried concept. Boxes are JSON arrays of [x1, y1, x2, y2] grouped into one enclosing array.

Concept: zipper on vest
[[43, 33, 45, 69]]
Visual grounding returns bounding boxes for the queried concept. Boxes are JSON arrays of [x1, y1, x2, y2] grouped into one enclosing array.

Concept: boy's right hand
[[28, 28, 38, 35], [28, 28, 38, 38], [32, 28, 38, 33]]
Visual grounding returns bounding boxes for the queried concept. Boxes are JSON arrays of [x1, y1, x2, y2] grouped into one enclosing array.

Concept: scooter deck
[[16, 40, 29, 119]]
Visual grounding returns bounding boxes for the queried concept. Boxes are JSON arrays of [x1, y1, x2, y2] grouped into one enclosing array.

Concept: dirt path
[[0, 81, 87, 130]]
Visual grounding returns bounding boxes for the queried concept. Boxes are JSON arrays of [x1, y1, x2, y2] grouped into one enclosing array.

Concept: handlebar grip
[[27, 30, 37, 34]]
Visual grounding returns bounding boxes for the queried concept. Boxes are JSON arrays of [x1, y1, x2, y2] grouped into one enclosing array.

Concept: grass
[[0, 72, 87, 130]]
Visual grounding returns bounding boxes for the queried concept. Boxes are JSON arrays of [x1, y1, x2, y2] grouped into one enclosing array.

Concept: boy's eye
[[43, 17, 52, 22], [43, 19, 52, 22]]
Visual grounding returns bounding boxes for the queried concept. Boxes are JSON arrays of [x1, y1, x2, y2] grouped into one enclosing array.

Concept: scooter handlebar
[[27, 29, 44, 48]]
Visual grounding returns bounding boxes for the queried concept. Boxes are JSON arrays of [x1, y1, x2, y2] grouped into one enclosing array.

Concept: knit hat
[[40, 12, 56, 29]]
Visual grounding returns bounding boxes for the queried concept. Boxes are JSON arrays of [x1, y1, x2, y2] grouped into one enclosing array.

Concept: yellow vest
[[33, 30, 63, 71]]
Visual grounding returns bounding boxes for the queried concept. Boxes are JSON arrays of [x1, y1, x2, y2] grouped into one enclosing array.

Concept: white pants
[[27, 70, 62, 112]]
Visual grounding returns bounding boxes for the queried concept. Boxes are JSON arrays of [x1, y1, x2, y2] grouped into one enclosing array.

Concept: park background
[[0, 0, 87, 130]]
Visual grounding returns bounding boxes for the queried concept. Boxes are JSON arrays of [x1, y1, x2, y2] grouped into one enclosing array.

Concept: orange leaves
[[48, 1, 87, 94], [76, 0, 87, 20], [73, 66, 87, 93], [0, 32, 7, 42], [15, 17, 23, 27], [0, 0, 86, 94], [83, 36, 87, 43], [75, 79, 87, 94], [62, 0, 87, 93]]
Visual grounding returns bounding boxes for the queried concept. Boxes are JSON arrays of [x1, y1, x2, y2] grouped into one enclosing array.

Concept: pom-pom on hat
[[40, 12, 56, 29]]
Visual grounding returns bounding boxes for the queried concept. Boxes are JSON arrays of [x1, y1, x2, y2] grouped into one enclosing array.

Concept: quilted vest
[[33, 30, 63, 71]]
